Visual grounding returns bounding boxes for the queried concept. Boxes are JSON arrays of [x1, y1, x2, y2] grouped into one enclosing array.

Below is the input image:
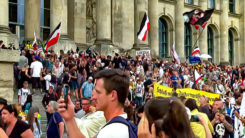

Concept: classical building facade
[[1, 0, 245, 65]]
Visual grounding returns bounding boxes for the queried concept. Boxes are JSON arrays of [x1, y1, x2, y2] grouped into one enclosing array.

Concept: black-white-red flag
[[45, 22, 61, 51], [137, 12, 150, 41], [192, 47, 200, 56]]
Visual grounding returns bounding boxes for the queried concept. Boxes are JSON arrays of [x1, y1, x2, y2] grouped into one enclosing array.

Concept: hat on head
[[34, 56, 39, 60], [0, 97, 7, 105], [23, 81, 28, 84], [88, 76, 93, 80]]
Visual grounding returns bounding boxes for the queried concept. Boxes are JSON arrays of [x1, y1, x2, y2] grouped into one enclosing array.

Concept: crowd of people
[[0, 45, 244, 138]]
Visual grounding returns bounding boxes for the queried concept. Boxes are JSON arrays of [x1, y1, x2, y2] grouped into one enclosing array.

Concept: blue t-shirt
[[82, 81, 93, 98], [47, 112, 63, 138]]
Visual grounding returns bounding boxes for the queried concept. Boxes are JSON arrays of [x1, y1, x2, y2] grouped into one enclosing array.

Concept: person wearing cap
[[80, 76, 94, 99], [30, 55, 43, 94], [18, 81, 31, 108]]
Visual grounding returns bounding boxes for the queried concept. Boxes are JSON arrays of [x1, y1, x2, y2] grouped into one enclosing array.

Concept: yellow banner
[[154, 83, 220, 106]]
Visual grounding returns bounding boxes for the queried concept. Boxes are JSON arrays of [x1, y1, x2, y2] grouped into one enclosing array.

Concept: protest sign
[[154, 83, 220, 105]]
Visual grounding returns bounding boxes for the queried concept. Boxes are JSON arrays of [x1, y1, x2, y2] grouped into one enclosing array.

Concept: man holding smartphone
[[211, 99, 233, 138], [58, 69, 135, 138]]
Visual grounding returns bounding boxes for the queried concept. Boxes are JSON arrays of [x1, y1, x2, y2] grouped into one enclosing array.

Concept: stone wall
[[0, 49, 19, 103]]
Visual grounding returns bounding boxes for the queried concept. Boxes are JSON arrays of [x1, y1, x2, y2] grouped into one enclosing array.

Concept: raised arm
[[58, 96, 85, 138]]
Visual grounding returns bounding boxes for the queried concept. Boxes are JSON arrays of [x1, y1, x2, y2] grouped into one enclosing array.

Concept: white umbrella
[[196, 54, 212, 59]]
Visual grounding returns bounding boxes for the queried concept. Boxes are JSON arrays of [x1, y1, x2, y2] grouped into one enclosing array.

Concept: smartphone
[[63, 84, 69, 108], [190, 115, 199, 122]]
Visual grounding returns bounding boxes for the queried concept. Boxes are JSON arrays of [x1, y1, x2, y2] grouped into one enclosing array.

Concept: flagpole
[[192, 27, 205, 50]]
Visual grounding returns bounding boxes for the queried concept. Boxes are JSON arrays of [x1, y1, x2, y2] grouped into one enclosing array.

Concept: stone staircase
[[13, 89, 48, 138]]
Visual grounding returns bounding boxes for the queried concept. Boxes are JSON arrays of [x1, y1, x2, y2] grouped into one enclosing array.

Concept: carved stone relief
[[86, 0, 96, 43]]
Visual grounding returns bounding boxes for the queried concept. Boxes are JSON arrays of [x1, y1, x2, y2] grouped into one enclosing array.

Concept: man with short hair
[[58, 69, 133, 138], [75, 98, 106, 137], [18, 81, 31, 107], [74, 100, 81, 113], [30, 56, 43, 94], [19, 50, 28, 70], [211, 99, 233, 138]]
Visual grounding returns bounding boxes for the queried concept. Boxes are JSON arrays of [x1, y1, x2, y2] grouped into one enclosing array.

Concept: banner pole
[[192, 28, 205, 50]]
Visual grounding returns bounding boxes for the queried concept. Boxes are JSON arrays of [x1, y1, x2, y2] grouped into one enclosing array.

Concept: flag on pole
[[45, 22, 61, 51], [183, 8, 214, 30], [194, 69, 201, 84], [192, 47, 200, 56], [31, 31, 37, 50], [171, 42, 181, 64], [137, 12, 150, 41]]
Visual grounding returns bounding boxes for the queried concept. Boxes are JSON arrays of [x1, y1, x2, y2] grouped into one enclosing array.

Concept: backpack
[[104, 116, 137, 138]]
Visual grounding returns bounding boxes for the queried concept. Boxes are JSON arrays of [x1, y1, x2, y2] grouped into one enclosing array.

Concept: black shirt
[[112, 57, 121, 68], [42, 93, 58, 108], [211, 114, 233, 138], [7, 120, 30, 138], [70, 69, 77, 81]]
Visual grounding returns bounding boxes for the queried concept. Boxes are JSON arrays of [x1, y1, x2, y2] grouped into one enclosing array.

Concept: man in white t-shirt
[[30, 56, 43, 94], [58, 69, 133, 138], [18, 81, 31, 106], [40, 69, 51, 93]]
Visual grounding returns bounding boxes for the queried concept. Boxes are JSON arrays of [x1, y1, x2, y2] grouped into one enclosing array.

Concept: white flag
[[171, 42, 181, 64]]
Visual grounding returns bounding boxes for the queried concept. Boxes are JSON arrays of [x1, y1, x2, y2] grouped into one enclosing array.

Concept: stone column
[[96, 0, 111, 43], [94, 0, 115, 56], [239, 0, 245, 64], [175, 0, 185, 60], [0, 0, 8, 28], [148, 0, 159, 57], [0, 0, 19, 48], [220, 0, 229, 65], [68, 0, 87, 50], [50, 0, 76, 52], [0, 50, 19, 103], [24, 0, 40, 41], [51, 0, 68, 35], [134, 0, 148, 49], [199, 0, 208, 54]]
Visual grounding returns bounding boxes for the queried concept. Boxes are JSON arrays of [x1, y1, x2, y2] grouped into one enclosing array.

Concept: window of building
[[159, 18, 168, 58], [229, 0, 235, 13], [228, 29, 234, 65], [186, 0, 193, 4], [9, 0, 25, 43], [208, 0, 215, 9], [184, 24, 192, 58], [207, 27, 214, 62], [40, 0, 50, 41]]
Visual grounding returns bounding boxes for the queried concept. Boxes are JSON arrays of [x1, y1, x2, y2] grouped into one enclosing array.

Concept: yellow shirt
[[190, 109, 214, 138]]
